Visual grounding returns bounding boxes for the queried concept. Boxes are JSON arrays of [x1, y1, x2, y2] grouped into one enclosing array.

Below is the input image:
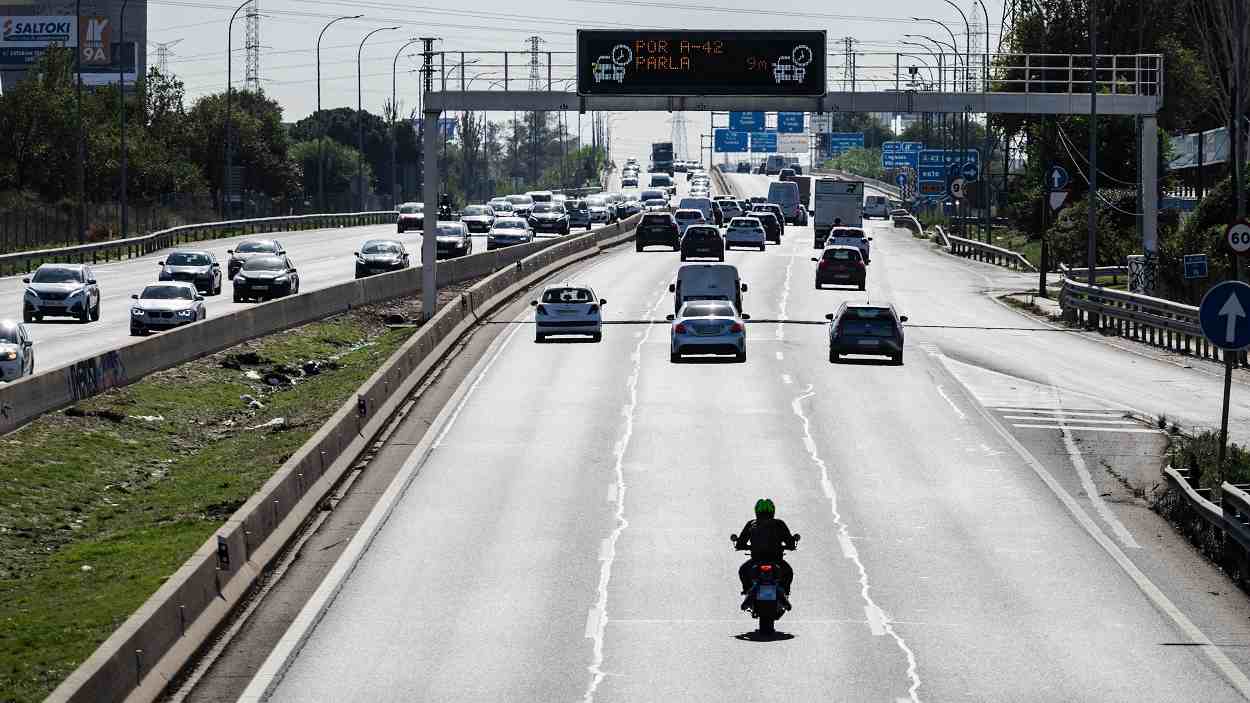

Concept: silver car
[[130, 282, 206, 336], [22, 263, 101, 323], [0, 319, 34, 381], [667, 300, 749, 363], [159, 250, 223, 295], [487, 217, 534, 249], [460, 204, 496, 233]]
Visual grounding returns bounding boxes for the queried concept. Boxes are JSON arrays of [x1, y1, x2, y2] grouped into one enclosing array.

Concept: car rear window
[[398, 204, 422, 214], [0, 326, 18, 344], [838, 318, 897, 337], [674, 210, 703, 220], [682, 302, 736, 317], [641, 214, 673, 225], [824, 249, 861, 261], [542, 287, 593, 303]]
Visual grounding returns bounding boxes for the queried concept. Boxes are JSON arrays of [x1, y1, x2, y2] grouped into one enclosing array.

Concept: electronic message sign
[[578, 30, 826, 96]]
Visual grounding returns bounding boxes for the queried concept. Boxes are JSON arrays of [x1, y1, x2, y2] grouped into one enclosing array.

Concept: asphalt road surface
[[245, 172, 1250, 702]]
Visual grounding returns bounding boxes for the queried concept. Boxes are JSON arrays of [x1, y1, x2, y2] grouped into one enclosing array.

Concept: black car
[[636, 213, 680, 251], [233, 254, 299, 302], [736, 161, 751, 173], [159, 250, 222, 295], [529, 202, 571, 235], [679, 225, 725, 261], [567, 200, 592, 230], [355, 239, 411, 278], [434, 223, 472, 259], [226, 239, 284, 279], [752, 204, 786, 235], [752, 211, 783, 244], [813, 246, 866, 290], [827, 303, 907, 364], [709, 200, 725, 226]]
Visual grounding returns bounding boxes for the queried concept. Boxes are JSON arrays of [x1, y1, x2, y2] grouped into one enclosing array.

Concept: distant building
[[0, 1, 147, 93]]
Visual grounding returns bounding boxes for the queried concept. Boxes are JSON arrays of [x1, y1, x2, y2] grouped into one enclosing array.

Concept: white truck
[[668, 264, 747, 315], [813, 178, 864, 248]]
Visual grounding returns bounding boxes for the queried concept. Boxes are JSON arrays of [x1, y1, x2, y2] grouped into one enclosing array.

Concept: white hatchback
[[725, 217, 767, 251], [532, 285, 606, 343]]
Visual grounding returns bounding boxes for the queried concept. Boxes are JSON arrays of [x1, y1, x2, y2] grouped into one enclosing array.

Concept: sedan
[[718, 200, 743, 220], [22, 263, 101, 323], [529, 203, 571, 235], [130, 282, 206, 335], [355, 239, 411, 278], [434, 223, 472, 259], [826, 303, 907, 364], [643, 198, 669, 212], [159, 250, 222, 295], [584, 195, 612, 225], [567, 200, 592, 230], [396, 202, 424, 233], [226, 239, 284, 279], [621, 176, 639, 188], [460, 204, 496, 233], [233, 255, 300, 302], [532, 284, 606, 342], [0, 319, 34, 382], [488, 198, 514, 216], [725, 217, 766, 251], [813, 246, 866, 290], [487, 217, 534, 249], [667, 300, 748, 363], [680, 225, 725, 262]]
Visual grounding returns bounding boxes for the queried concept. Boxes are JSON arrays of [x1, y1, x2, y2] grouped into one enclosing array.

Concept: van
[[668, 263, 748, 314], [767, 181, 806, 225], [678, 197, 714, 224], [649, 173, 676, 195], [863, 194, 889, 219], [526, 190, 554, 203]]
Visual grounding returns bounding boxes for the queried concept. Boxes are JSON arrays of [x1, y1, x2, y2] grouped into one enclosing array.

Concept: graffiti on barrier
[[67, 351, 128, 401]]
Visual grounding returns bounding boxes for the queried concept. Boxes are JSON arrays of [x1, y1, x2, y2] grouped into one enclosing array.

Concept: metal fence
[[1158, 466, 1250, 587]]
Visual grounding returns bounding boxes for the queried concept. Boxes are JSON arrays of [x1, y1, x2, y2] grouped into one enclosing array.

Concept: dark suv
[[826, 303, 907, 365], [567, 200, 592, 230], [751, 204, 786, 235], [679, 225, 725, 261], [752, 211, 783, 244], [636, 213, 680, 251], [812, 246, 866, 290]]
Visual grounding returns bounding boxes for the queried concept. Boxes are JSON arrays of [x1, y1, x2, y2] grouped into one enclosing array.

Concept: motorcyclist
[[438, 192, 454, 219], [734, 498, 796, 597]]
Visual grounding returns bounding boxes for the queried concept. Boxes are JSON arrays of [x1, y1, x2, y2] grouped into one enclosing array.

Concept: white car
[[725, 216, 767, 251], [667, 300, 748, 363], [0, 319, 34, 382], [674, 208, 707, 235], [826, 226, 872, 263], [532, 285, 606, 342], [130, 282, 206, 336]]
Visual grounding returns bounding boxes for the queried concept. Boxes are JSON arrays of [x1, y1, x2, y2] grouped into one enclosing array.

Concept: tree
[[289, 138, 371, 205], [184, 89, 296, 207]]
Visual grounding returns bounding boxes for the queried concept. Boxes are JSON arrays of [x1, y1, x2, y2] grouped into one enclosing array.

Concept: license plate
[[557, 310, 577, 316], [757, 584, 778, 601], [857, 339, 878, 346], [252, 285, 269, 291]]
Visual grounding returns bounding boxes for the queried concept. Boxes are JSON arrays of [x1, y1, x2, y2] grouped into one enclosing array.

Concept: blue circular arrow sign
[[1200, 280, 1250, 350], [961, 162, 979, 181], [1047, 165, 1070, 190]]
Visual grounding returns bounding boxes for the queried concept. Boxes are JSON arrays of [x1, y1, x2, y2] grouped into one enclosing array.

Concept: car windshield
[[506, 195, 533, 205], [399, 203, 422, 214], [542, 288, 593, 304], [0, 327, 18, 344], [32, 267, 83, 284], [645, 199, 666, 206], [641, 190, 664, 200], [532, 204, 563, 214], [242, 256, 286, 271], [236, 241, 278, 253], [166, 252, 210, 266], [362, 241, 403, 254], [492, 202, 513, 211], [495, 220, 525, 230], [141, 285, 194, 300], [650, 176, 672, 185], [585, 196, 607, 206], [463, 206, 491, 216], [682, 302, 736, 317], [435, 225, 465, 237]]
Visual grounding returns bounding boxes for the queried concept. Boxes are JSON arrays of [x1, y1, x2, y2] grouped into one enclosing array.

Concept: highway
[[244, 171, 1250, 702]]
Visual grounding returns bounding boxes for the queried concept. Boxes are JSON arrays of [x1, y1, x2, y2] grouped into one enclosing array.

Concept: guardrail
[[47, 215, 641, 703], [0, 211, 396, 277], [893, 213, 923, 235], [943, 231, 1037, 272], [1157, 466, 1250, 587], [1059, 263, 1130, 285]]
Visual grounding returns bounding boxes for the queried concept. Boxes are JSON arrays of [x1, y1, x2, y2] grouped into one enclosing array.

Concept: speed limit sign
[[1229, 220, 1250, 254], [950, 177, 966, 199]]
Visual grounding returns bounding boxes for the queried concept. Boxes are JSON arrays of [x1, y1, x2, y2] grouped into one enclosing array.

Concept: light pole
[[392, 39, 423, 208], [357, 26, 400, 212], [117, 0, 131, 238], [976, 0, 994, 243], [75, 0, 84, 245], [223, 0, 253, 220], [911, 19, 962, 90], [941, 0, 972, 91], [317, 14, 361, 213]]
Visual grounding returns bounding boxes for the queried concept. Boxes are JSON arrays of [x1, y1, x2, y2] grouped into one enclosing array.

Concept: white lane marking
[[776, 240, 793, 341], [1011, 424, 1164, 434], [935, 385, 967, 421], [838, 533, 858, 559], [996, 408, 1129, 418], [598, 538, 612, 561], [792, 386, 923, 702], [584, 608, 600, 639], [583, 286, 668, 703], [938, 363, 1250, 698], [865, 604, 887, 636], [781, 373, 793, 385], [1058, 425, 1142, 549], [776, 351, 785, 360], [1001, 416, 1139, 425], [606, 482, 618, 503]]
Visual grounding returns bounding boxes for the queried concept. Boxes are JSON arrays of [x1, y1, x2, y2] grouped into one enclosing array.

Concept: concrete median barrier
[[44, 213, 638, 703]]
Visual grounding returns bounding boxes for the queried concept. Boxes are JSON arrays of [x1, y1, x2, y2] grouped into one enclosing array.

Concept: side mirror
[[88, 279, 97, 285], [23, 340, 32, 348], [158, 260, 165, 266], [21, 277, 30, 283], [792, 533, 801, 543], [741, 313, 751, 320], [195, 295, 205, 301], [665, 314, 675, 321], [668, 284, 676, 293], [212, 262, 221, 268], [810, 257, 818, 262], [740, 283, 748, 292], [824, 313, 834, 320], [868, 237, 874, 241], [278, 249, 287, 255], [131, 294, 139, 299], [530, 300, 538, 306], [226, 249, 234, 254], [599, 299, 607, 306], [730, 534, 739, 543], [900, 315, 909, 323], [353, 251, 361, 257]]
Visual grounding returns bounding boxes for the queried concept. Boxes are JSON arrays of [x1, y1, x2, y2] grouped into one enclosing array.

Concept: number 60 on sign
[[1229, 221, 1250, 254]]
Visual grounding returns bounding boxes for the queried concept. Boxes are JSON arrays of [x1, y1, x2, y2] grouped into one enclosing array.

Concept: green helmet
[[754, 498, 775, 517]]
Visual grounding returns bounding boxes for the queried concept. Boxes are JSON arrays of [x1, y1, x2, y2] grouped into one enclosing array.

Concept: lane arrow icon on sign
[[1220, 292, 1246, 344]]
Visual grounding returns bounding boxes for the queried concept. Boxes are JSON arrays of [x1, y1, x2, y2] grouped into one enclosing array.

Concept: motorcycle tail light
[[674, 323, 688, 334], [760, 564, 773, 573]]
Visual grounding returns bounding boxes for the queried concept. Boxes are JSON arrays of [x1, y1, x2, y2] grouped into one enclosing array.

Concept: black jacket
[[734, 517, 795, 561]]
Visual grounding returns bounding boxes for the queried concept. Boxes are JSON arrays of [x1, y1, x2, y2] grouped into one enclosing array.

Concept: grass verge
[[1165, 427, 1250, 492], [0, 295, 431, 703]]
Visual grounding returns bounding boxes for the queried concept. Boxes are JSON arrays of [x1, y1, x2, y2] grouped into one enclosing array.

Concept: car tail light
[[857, 260, 866, 268], [536, 305, 548, 315], [729, 322, 744, 333], [674, 322, 688, 334], [818, 260, 829, 268], [587, 304, 599, 314], [760, 564, 773, 573]]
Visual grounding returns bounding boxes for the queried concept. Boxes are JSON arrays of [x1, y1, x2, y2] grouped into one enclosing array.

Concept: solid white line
[[935, 385, 967, 421], [1002, 416, 1138, 425], [776, 351, 785, 360], [598, 538, 612, 561], [1058, 423, 1142, 549], [1011, 424, 1163, 434], [584, 608, 601, 639], [838, 533, 858, 559], [995, 408, 1129, 418], [606, 482, 618, 503], [781, 373, 793, 385], [865, 604, 887, 636], [775, 240, 793, 341], [792, 386, 923, 702]]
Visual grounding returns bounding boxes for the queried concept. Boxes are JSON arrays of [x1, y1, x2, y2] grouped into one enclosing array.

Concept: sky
[[150, 0, 1007, 165]]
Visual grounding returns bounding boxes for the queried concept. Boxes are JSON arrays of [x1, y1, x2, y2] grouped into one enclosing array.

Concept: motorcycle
[[731, 533, 799, 635]]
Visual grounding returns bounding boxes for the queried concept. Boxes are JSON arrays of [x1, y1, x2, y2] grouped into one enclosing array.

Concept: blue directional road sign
[[1047, 165, 1070, 190], [714, 129, 749, 153], [827, 132, 865, 156], [961, 162, 980, 181], [1184, 254, 1209, 280], [777, 112, 805, 133], [1200, 280, 1250, 350], [896, 173, 908, 187], [882, 150, 920, 169], [750, 131, 778, 153], [730, 111, 765, 131]]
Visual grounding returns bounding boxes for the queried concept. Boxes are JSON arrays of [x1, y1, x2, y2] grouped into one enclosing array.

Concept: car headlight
[[176, 309, 194, 318], [131, 307, 145, 316], [0, 350, 16, 361], [24, 288, 38, 299], [274, 275, 289, 283], [68, 287, 86, 299], [234, 276, 245, 285]]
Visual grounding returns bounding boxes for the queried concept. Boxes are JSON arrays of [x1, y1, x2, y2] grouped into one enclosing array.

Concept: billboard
[[826, 132, 864, 156], [1, 15, 76, 46], [0, 5, 147, 92]]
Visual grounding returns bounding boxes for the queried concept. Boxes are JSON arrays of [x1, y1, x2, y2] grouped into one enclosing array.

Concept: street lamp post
[[317, 14, 362, 213], [975, 0, 993, 244], [75, 0, 84, 246], [942, 0, 972, 91], [223, 0, 253, 221], [357, 26, 400, 212], [392, 39, 423, 208], [118, 0, 130, 238]]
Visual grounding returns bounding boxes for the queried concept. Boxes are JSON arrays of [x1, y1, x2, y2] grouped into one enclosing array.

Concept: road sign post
[[1199, 280, 1250, 478]]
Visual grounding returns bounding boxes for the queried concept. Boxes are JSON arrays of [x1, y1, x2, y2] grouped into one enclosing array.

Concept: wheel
[[893, 352, 904, 365], [857, 282, 866, 291], [758, 244, 766, 252], [591, 332, 602, 343], [22, 309, 33, 324], [535, 334, 546, 343], [829, 350, 839, 363], [735, 350, 747, 363], [91, 302, 100, 321], [233, 291, 243, 303], [635, 242, 643, 252], [78, 306, 90, 323], [757, 602, 776, 635], [670, 351, 681, 363]]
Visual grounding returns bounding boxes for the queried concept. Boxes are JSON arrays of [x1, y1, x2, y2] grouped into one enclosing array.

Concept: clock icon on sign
[[792, 44, 813, 67], [611, 44, 633, 66]]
